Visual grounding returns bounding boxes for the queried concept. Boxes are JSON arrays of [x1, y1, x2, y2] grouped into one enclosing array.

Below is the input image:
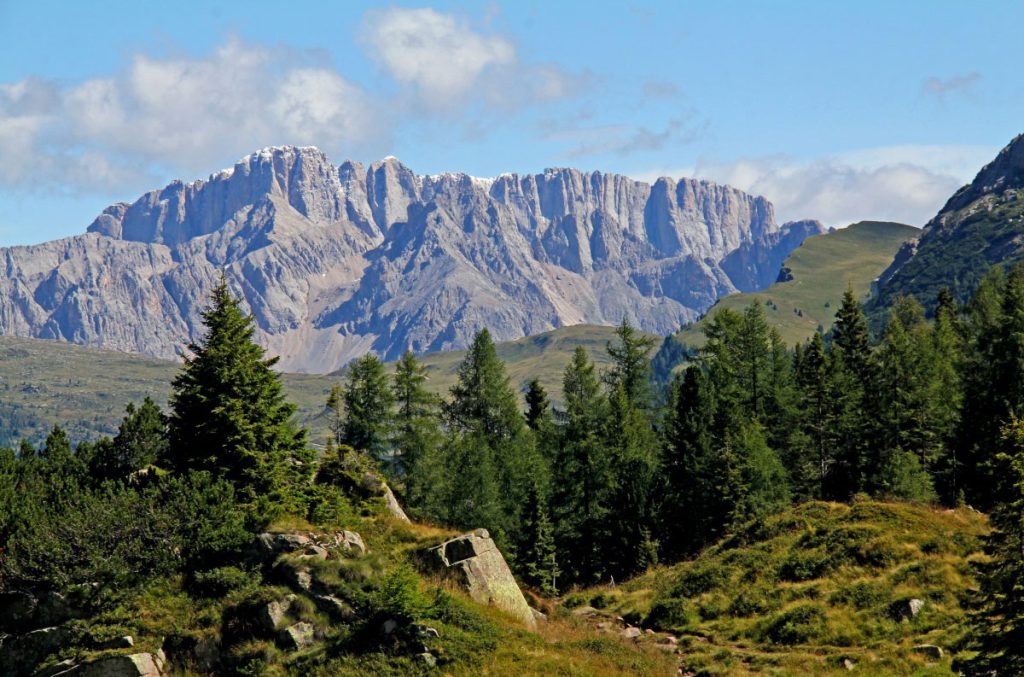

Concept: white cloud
[[0, 37, 380, 193], [631, 144, 999, 228], [361, 7, 582, 110], [363, 8, 515, 107]]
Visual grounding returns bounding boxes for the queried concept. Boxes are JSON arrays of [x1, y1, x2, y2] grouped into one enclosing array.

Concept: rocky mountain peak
[[940, 133, 1024, 215]]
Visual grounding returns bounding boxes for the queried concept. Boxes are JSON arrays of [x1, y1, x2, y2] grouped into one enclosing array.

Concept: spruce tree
[[605, 318, 657, 409], [520, 479, 559, 596], [393, 351, 443, 507], [603, 382, 661, 577], [552, 346, 611, 583], [524, 379, 552, 432], [729, 419, 790, 522], [40, 425, 72, 462], [957, 267, 1006, 506], [663, 366, 730, 556], [165, 279, 309, 500], [793, 332, 831, 498], [447, 329, 524, 439], [961, 416, 1024, 675], [93, 398, 168, 481], [826, 288, 875, 498], [339, 354, 396, 463], [445, 329, 542, 553]]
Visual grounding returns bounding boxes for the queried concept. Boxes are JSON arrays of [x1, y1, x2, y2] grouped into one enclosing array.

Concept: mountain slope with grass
[[674, 221, 918, 349], [563, 499, 988, 675]]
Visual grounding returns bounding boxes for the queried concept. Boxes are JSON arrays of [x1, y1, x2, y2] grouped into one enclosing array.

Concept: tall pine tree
[[165, 279, 309, 500]]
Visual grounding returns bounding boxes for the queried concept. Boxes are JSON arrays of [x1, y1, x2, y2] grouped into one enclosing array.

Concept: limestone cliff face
[[0, 147, 824, 372]]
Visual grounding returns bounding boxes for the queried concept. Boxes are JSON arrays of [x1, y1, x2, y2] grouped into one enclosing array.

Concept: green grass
[[676, 221, 918, 349], [0, 324, 639, 448], [563, 498, 988, 675]]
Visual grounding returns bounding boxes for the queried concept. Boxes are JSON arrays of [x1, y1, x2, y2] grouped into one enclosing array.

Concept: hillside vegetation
[[676, 221, 917, 349], [0, 324, 632, 448], [564, 499, 988, 675]]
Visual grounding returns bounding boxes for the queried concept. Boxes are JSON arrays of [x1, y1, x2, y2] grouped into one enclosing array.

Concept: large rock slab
[[429, 529, 536, 629]]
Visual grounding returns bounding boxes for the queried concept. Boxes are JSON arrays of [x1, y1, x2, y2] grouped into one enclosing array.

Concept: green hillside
[[0, 324, 636, 448], [563, 499, 988, 675], [676, 221, 918, 349]]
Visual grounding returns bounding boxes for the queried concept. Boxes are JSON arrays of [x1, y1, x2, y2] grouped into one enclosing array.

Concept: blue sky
[[0, 0, 1020, 245]]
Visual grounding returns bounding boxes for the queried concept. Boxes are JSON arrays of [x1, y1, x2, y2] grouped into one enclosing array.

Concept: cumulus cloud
[[0, 38, 380, 192], [363, 8, 514, 105], [633, 145, 998, 227], [361, 7, 583, 110], [922, 72, 982, 102]]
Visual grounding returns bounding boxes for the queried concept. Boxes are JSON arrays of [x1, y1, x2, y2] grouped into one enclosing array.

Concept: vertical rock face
[[429, 529, 537, 629], [0, 147, 824, 372]]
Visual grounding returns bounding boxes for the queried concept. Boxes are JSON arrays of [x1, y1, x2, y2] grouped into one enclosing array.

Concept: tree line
[[2, 273, 1024, 674]]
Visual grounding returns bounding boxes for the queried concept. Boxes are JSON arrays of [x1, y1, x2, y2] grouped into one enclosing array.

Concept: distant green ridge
[[0, 324, 642, 448], [675, 221, 918, 349]]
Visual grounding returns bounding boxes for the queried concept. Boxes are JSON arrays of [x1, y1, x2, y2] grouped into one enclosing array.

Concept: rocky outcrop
[[0, 147, 823, 372], [429, 529, 536, 629]]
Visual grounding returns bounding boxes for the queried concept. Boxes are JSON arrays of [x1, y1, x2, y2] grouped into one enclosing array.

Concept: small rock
[[912, 644, 943, 660], [414, 624, 440, 639], [892, 598, 925, 621], [645, 628, 655, 635], [258, 597, 294, 632], [383, 483, 411, 522], [529, 606, 547, 623], [332, 531, 367, 555], [661, 636, 678, 645], [596, 621, 611, 631], [96, 635, 135, 649], [255, 532, 311, 560], [279, 622, 316, 651], [571, 606, 598, 617], [417, 652, 437, 667], [621, 626, 642, 639], [843, 658, 855, 671], [282, 564, 313, 592], [300, 545, 329, 560], [381, 618, 399, 635], [315, 595, 358, 622]]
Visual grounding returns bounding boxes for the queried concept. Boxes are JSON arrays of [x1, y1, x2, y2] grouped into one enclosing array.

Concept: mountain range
[[0, 147, 823, 372]]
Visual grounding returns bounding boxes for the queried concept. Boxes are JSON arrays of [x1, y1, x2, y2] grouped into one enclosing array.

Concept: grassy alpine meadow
[[562, 499, 989, 676], [676, 221, 919, 349]]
